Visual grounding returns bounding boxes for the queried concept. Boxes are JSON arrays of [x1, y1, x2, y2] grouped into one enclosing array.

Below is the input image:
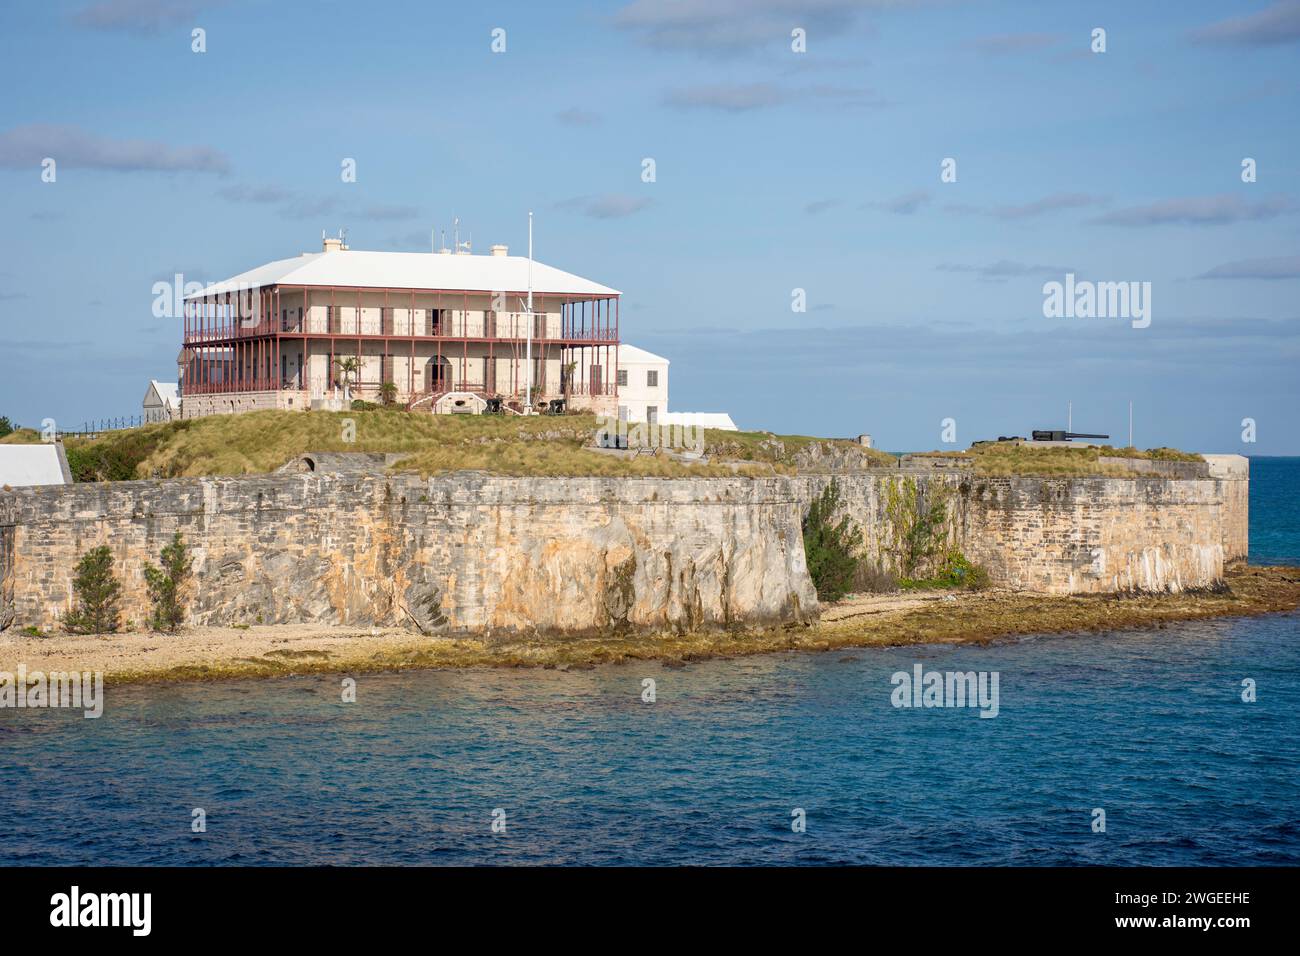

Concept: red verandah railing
[[182, 286, 620, 396]]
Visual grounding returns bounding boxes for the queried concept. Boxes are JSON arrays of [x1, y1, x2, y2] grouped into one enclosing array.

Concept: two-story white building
[[179, 236, 621, 418], [605, 343, 737, 430]]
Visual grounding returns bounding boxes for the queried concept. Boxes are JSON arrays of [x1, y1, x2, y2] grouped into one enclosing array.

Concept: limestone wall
[[0, 474, 814, 635], [797, 470, 1240, 595], [1204, 455, 1249, 563], [182, 389, 304, 418], [955, 476, 1228, 594], [795, 459, 1247, 595], [0, 465, 1247, 634]]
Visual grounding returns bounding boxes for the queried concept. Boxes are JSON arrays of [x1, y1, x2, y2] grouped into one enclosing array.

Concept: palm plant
[[333, 356, 360, 397]]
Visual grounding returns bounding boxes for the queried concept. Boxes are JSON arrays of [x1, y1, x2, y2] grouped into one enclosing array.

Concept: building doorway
[[425, 356, 452, 393]]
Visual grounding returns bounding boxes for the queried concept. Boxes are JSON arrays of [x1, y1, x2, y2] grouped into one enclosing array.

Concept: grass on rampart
[[915, 442, 1202, 477], [2, 410, 884, 481], [1, 411, 1201, 482]]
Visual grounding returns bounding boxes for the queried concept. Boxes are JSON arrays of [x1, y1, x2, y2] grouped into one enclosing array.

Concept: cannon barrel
[[1031, 430, 1110, 442]]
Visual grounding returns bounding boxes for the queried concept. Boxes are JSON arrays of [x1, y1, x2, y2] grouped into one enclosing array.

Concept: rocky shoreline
[[2, 565, 1295, 687]]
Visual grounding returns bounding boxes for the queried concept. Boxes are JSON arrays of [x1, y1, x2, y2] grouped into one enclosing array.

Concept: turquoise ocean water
[[2, 459, 1296, 865]]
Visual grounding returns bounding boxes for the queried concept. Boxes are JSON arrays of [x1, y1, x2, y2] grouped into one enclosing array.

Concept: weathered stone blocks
[[0, 462, 1247, 633]]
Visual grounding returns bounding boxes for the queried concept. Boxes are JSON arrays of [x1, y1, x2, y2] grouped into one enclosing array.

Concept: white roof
[[0, 444, 71, 487], [619, 343, 670, 365], [146, 380, 179, 406], [186, 250, 619, 300], [660, 412, 738, 431]]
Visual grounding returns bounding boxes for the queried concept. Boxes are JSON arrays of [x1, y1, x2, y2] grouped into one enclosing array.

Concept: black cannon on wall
[[1031, 430, 1110, 442]]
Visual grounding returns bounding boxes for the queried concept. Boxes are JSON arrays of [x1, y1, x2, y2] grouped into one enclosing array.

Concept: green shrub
[[0, 416, 14, 438], [64, 428, 160, 481], [143, 532, 193, 633], [802, 480, 862, 602], [62, 545, 123, 634], [939, 552, 990, 590], [884, 477, 952, 577], [901, 551, 990, 591]]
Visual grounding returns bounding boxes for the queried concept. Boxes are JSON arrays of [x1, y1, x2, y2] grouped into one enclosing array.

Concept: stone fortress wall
[[0, 456, 1249, 634]]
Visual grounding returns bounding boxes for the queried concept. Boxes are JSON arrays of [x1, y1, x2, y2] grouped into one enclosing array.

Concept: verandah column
[[304, 286, 310, 394], [274, 286, 280, 397]]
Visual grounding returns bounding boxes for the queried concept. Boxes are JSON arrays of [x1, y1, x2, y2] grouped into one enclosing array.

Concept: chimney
[[323, 237, 344, 253], [490, 244, 509, 257]]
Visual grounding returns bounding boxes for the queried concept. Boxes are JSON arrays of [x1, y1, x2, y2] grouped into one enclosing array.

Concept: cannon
[[1031, 430, 1109, 442]]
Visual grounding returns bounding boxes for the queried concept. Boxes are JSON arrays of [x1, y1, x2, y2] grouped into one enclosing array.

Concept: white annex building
[[611, 343, 737, 430], [143, 380, 179, 423]]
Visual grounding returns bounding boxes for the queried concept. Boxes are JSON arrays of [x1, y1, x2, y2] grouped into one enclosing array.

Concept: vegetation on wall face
[[61, 545, 123, 635], [143, 532, 193, 633], [802, 480, 863, 602], [883, 476, 954, 578], [802, 477, 989, 601], [878, 477, 991, 590]]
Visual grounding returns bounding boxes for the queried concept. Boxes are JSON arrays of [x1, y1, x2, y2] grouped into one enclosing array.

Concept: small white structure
[[0, 444, 72, 487], [613, 343, 737, 430], [431, 391, 488, 415], [143, 380, 179, 423], [659, 411, 738, 430]]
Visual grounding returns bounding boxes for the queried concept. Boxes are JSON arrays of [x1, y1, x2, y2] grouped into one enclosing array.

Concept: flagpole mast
[[525, 211, 534, 414]]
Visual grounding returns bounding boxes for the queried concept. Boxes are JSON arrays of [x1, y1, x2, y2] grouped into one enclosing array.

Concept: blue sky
[[1, 0, 1298, 452]]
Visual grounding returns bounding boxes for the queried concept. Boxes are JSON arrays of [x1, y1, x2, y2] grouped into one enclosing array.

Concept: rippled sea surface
[[1, 458, 1297, 866], [1249, 457, 1300, 566]]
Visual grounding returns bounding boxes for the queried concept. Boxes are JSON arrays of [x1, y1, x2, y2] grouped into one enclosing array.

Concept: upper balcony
[[183, 305, 618, 345]]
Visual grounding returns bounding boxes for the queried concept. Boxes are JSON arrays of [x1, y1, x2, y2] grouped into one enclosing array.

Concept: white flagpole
[[525, 211, 534, 414]]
